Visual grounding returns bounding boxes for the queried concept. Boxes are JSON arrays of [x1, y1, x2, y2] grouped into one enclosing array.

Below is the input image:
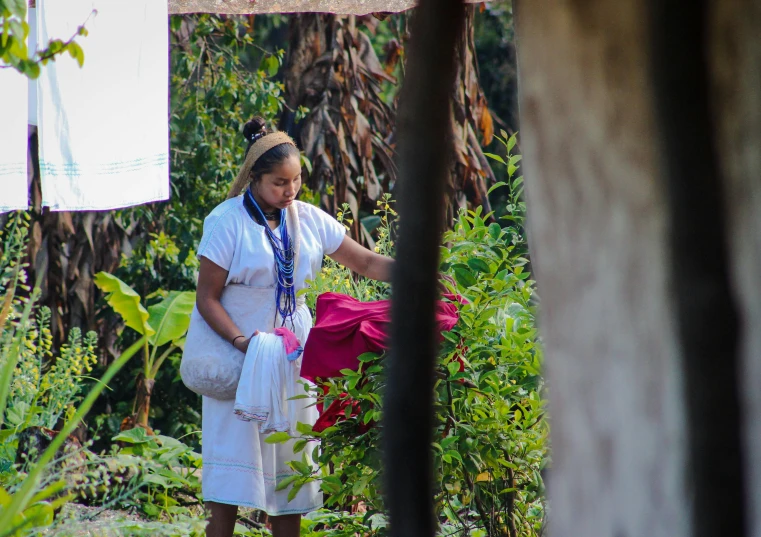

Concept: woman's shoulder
[[295, 200, 336, 223], [294, 200, 346, 253], [205, 197, 245, 225]]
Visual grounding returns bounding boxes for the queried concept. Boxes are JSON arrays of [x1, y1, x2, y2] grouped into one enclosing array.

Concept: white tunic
[[195, 197, 345, 515]]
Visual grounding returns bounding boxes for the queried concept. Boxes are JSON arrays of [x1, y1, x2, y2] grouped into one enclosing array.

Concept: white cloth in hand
[[234, 332, 300, 435]]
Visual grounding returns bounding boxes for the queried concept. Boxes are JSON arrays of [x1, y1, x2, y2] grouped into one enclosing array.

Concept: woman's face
[[254, 154, 302, 211]]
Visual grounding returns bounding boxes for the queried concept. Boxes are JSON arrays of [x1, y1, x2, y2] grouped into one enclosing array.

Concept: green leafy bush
[[278, 148, 547, 537], [93, 272, 195, 429], [0, 214, 204, 536], [0, 214, 153, 536], [109, 427, 203, 520]]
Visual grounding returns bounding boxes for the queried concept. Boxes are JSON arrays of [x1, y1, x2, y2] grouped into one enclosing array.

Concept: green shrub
[[0, 214, 203, 536], [278, 151, 547, 537]]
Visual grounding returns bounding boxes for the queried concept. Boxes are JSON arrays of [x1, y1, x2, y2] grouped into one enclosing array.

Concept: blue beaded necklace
[[243, 187, 296, 325]]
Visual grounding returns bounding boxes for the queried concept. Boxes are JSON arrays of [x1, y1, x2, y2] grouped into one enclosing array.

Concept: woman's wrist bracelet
[[232, 335, 245, 347]]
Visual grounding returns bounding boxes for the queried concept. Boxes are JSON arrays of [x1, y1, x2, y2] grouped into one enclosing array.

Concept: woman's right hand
[[233, 330, 259, 353]]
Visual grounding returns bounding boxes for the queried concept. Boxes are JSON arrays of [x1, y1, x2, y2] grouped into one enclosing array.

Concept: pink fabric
[[301, 292, 460, 382], [273, 327, 303, 361]]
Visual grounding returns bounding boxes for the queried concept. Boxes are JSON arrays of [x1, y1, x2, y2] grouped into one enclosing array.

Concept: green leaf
[[21, 60, 40, 79], [143, 474, 171, 487], [7, 0, 26, 18], [287, 481, 304, 502], [507, 133, 517, 152], [441, 436, 458, 449], [265, 432, 291, 444], [320, 479, 340, 493], [487, 180, 507, 195], [266, 55, 279, 77], [147, 291, 196, 347], [291, 459, 312, 475], [296, 421, 313, 435], [357, 352, 379, 363], [467, 258, 491, 273], [488, 223, 502, 240], [363, 410, 375, 425], [453, 267, 477, 288], [293, 439, 308, 453], [275, 474, 299, 492], [17, 501, 54, 529], [113, 427, 154, 445], [445, 450, 464, 463], [483, 153, 505, 165], [94, 272, 154, 337], [67, 41, 84, 67]]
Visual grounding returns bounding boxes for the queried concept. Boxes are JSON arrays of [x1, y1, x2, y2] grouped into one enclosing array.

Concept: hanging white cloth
[[0, 55, 29, 212], [234, 331, 301, 434], [36, 0, 169, 211], [28, 8, 38, 128]]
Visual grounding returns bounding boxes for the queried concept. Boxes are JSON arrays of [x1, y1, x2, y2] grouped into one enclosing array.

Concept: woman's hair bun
[[243, 117, 267, 142]]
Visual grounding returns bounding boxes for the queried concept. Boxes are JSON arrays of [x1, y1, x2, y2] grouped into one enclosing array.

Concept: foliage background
[[0, 5, 540, 536], [91, 6, 520, 447]]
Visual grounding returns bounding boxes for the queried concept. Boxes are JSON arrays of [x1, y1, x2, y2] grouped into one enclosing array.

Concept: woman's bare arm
[[196, 257, 257, 352], [328, 236, 394, 282]]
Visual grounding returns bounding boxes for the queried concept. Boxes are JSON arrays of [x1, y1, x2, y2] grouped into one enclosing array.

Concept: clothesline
[[28, 0, 488, 15]]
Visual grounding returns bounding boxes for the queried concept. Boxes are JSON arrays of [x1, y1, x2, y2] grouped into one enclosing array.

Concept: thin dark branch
[[383, 2, 466, 537]]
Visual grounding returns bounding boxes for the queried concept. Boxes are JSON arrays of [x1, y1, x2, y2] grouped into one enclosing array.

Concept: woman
[[192, 118, 393, 537]]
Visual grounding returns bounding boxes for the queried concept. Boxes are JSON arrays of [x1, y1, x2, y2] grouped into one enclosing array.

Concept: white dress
[[194, 197, 345, 515]]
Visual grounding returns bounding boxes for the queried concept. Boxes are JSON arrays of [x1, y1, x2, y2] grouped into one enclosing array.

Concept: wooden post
[[650, 2, 746, 536], [708, 2, 761, 535], [383, 1, 465, 537], [514, 0, 761, 535]]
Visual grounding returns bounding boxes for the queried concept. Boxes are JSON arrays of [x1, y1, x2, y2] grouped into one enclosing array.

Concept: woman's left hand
[[234, 330, 260, 353]]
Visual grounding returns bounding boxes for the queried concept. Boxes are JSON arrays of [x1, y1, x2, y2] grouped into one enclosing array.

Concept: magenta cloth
[[300, 292, 460, 382], [273, 327, 303, 361]]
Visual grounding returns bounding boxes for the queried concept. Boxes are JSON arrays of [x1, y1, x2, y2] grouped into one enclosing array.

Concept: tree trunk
[[514, 0, 760, 535], [280, 14, 397, 244], [447, 6, 496, 225], [134, 376, 155, 429], [280, 10, 495, 234], [25, 129, 130, 354]]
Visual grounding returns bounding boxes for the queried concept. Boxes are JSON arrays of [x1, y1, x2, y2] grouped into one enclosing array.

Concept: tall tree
[[514, 0, 760, 535], [279, 13, 397, 243], [280, 8, 495, 233], [447, 6, 496, 224], [25, 132, 128, 353]]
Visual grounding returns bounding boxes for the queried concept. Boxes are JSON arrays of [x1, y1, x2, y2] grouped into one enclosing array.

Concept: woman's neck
[[250, 187, 276, 214]]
